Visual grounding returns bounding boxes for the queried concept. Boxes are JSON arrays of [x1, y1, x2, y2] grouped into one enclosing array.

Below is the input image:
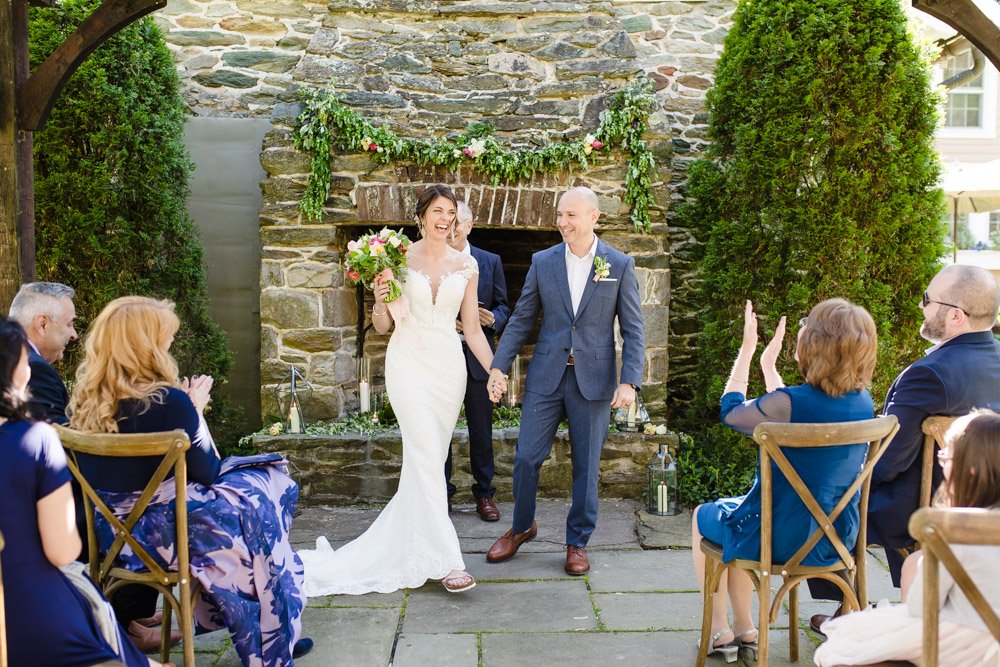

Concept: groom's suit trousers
[[512, 364, 612, 547]]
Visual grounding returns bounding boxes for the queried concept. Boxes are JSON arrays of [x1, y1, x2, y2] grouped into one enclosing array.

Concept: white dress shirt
[[566, 235, 598, 317]]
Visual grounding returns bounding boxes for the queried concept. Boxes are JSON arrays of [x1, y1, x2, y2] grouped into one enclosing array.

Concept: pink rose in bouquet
[[343, 228, 412, 304]]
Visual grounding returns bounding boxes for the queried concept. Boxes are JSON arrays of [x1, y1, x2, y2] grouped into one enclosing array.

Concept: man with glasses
[[810, 264, 1000, 635]]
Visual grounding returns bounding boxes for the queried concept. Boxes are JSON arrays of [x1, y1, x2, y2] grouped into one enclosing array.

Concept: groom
[[486, 186, 645, 575]]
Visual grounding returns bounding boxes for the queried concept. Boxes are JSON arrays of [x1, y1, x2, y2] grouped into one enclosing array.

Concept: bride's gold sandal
[[441, 571, 476, 593]]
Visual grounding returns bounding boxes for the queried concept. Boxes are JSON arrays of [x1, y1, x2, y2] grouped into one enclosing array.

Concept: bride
[[299, 184, 494, 595]]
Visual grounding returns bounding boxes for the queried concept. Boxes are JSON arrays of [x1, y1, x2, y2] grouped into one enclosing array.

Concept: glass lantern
[[273, 366, 313, 434], [647, 443, 680, 516], [614, 391, 650, 432]]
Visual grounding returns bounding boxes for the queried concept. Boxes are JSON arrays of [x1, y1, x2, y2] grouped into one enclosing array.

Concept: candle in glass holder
[[359, 379, 370, 413]]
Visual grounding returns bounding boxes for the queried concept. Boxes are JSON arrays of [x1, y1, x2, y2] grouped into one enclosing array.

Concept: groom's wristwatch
[[629, 383, 639, 391]]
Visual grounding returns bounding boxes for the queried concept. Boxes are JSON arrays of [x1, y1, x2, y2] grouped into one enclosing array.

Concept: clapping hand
[[488, 368, 507, 403], [741, 300, 759, 352], [760, 315, 786, 370], [182, 374, 214, 414], [760, 314, 787, 392]]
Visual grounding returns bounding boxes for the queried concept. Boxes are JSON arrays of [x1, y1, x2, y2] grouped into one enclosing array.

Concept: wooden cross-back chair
[[54, 425, 199, 667], [909, 507, 1000, 667], [920, 416, 956, 509], [887, 416, 958, 564], [695, 415, 900, 666]]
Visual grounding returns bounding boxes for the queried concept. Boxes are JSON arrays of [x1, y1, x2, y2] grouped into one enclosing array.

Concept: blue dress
[[698, 384, 874, 565], [0, 420, 148, 667], [77, 388, 305, 667]]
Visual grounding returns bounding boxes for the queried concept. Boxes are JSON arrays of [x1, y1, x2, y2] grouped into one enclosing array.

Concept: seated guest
[[0, 317, 160, 667], [810, 264, 1000, 633], [691, 299, 877, 661], [8, 281, 77, 423], [815, 410, 1000, 665], [68, 296, 311, 665]]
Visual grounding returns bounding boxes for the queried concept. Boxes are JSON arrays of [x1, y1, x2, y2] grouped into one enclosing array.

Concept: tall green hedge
[[675, 0, 945, 505], [29, 1, 245, 451]]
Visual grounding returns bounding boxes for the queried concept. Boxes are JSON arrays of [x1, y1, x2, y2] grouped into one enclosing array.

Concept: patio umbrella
[[941, 159, 1000, 261]]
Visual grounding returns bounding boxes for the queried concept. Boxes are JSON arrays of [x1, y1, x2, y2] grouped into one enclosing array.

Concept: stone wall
[[153, 0, 737, 420], [256, 428, 679, 505]]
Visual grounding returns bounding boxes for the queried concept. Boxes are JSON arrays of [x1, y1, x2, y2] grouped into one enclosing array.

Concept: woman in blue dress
[[0, 317, 159, 667], [68, 296, 310, 666], [691, 298, 877, 661]]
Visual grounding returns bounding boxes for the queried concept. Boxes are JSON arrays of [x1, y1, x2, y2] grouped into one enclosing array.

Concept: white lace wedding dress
[[299, 257, 478, 595]]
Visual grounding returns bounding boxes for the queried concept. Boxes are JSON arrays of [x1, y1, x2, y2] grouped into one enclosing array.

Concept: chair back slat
[[55, 426, 190, 586], [910, 507, 1000, 667], [920, 416, 957, 509], [752, 416, 899, 575]]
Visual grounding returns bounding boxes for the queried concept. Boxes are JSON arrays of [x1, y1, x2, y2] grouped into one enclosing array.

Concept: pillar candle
[[657, 481, 666, 514], [359, 379, 370, 413], [289, 404, 302, 434]]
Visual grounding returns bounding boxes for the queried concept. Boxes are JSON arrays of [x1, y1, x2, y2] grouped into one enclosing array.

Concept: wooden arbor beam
[[913, 0, 1000, 73], [18, 0, 166, 131]]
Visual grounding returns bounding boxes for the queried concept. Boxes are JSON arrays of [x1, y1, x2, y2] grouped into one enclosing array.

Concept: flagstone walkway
[[174, 499, 900, 666]]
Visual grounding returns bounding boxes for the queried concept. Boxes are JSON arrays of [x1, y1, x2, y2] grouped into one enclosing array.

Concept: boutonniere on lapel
[[593, 256, 614, 282]]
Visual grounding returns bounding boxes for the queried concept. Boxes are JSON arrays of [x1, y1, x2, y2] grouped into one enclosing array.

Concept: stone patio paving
[[171, 499, 901, 666]]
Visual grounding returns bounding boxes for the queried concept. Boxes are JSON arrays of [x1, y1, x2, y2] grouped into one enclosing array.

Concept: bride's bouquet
[[344, 228, 412, 303]]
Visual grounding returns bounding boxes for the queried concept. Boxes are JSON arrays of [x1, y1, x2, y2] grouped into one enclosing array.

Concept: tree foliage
[[675, 0, 945, 503], [29, 1, 243, 449]]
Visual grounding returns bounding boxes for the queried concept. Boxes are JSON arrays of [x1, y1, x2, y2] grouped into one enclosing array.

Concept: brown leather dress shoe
[[809, 607, 844, 639], [565, 545, 590, 575], [127, 620, 182, 653], [475, 497, 500, 522], [486, 521, 537, 563]]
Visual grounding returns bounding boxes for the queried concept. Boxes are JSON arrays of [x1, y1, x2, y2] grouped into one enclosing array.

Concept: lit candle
[[657, 481, 667, 514], [359, 379, 370, 413], [288, 404, 302, 434]]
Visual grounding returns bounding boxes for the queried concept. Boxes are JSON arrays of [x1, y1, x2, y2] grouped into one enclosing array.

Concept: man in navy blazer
[[486, 187, 645, 575], [445, 202, 511, 521], [9, 282, 77, 424], [810, 264, 1000, 632]]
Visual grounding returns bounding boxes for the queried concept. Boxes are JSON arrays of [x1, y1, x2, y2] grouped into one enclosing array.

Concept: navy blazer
[[492, 239, 645, 401], [464, 245, 511, 381], [26, 349, 69, 425], [869, 330, 1000, 548]]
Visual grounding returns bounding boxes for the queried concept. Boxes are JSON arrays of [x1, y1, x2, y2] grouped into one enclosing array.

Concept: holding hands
[[488, 368, 507, 403]]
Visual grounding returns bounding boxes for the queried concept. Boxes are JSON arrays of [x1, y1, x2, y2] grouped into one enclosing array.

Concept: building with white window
[[912, 8, 1000, 252]]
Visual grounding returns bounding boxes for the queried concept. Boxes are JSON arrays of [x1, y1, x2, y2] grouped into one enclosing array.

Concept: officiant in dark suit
[[446, 201, 510, 521]]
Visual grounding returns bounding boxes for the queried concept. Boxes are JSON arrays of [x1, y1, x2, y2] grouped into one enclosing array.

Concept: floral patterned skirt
[[95, 454, 305, 667]]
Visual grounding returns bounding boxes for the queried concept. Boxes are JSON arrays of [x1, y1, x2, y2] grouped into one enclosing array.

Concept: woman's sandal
[[698, 628, 738, 663], [441, 571, 476, 593], [734, 628, 759, 660]]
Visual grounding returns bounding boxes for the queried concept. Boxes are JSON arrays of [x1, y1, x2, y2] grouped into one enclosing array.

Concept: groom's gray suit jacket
[[492, 239, 644, 399]]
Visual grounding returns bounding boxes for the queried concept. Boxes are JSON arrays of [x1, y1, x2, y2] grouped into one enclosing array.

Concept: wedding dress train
[[299, 258, 478, 595]]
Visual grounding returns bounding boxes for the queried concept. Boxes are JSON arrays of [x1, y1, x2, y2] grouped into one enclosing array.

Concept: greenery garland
[[293, 80, 658, 232]]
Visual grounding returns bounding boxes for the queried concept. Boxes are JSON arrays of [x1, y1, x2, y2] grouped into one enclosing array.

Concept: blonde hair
[[796, 298, 877, 397], [69, 296, 181, 433]]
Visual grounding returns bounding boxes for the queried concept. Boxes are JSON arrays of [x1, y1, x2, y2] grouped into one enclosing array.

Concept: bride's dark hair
[[414, 184, 458, 227]]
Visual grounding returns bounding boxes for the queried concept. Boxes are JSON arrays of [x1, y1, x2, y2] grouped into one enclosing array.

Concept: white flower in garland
[[463, 138, 487, 158]]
